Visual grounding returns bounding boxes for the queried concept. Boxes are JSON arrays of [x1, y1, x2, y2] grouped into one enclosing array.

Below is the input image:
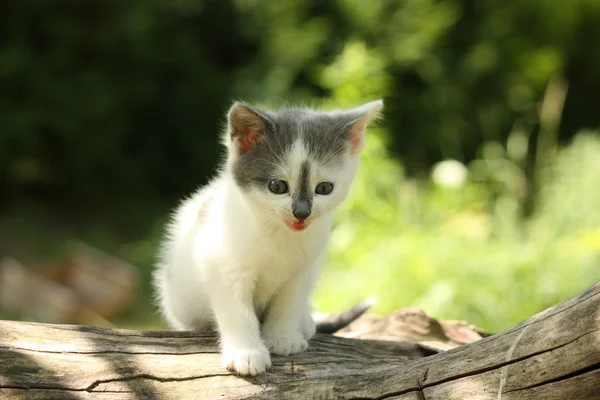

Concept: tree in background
[[1, 0, 599, 206]]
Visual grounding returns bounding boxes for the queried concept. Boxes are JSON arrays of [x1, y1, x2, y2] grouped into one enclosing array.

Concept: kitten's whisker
[[263, 134, 286, 166]]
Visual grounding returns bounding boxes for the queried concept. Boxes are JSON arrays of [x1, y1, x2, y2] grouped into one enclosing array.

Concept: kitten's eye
[[315, 182, 334, 195], [268, 179, 288, 194]]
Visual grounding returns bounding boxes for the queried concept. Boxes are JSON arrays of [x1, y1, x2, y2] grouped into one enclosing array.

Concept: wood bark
[[1, 283, 599, 400]]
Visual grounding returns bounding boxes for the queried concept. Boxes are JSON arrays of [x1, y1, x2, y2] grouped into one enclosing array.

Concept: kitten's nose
[[293, 203, 311, 221]]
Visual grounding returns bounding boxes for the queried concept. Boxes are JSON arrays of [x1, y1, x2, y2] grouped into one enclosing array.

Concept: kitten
[[153, 100, 383, 375]]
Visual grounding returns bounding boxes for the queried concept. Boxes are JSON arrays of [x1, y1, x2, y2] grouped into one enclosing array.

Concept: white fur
[[154, 101, 380, 376], [154, 141, 359, 376]]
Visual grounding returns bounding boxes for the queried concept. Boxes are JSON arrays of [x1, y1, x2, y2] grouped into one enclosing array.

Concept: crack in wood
[[418, 326, 600, 392], [416, 377, 426, 400], [0, 384, 89, 392], [1, 345, 386, 362], [0, 372, 233, 393], [501, 362, 600, 394], [349, 388, 427, 400], [85, 372, 233, 392], [0, 345, 217, 356], [10, 323, 217, 339]]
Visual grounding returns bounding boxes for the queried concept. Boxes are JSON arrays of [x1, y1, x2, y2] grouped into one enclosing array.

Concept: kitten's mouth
[[285, 220, 308, 231]]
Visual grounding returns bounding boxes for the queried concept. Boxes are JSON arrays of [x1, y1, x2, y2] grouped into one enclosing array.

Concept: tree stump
[[1, 283, 599, 399]]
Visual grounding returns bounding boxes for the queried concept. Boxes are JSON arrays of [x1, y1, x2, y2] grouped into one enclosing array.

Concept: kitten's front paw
[[263, 330, 308, 356], [222, 345, 271, 376]]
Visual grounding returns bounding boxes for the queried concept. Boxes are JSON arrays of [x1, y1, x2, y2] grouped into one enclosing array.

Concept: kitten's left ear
[[227, 102, 271, 155], [345, 99, 384, 154]]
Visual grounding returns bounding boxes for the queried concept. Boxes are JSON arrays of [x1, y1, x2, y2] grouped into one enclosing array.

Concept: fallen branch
[[1, 283, 599, 399]]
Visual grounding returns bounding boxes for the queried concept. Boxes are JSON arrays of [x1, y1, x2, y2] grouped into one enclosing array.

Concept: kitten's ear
[[227, 102, 270, 154], [345, 100, 384, 154]]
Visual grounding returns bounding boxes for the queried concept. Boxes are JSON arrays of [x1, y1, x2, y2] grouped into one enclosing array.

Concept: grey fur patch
[[292, 161, 312, 219], [229, 105, 363, 192]]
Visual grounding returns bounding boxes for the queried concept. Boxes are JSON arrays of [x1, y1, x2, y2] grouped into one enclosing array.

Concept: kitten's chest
[[252, 236, 315, 277], [249, 233, 323, 306]]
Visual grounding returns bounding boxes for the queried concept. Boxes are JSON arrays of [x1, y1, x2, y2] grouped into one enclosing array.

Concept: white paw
[[301, 313, 316, 340], [222, 345, 271, 376], [263, 330, 308, 356]]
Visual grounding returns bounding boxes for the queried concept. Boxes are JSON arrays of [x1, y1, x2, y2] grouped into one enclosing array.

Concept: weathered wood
[[1, 283, 599, 399], [334, 306, 487, 351]]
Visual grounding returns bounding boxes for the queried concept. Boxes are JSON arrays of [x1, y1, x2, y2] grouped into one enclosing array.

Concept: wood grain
[[1, 283, 599, 399]]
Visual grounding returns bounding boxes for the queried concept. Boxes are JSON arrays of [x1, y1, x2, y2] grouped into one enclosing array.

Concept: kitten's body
[[154, 101, 382, 375], [155, 175, 329, 331]]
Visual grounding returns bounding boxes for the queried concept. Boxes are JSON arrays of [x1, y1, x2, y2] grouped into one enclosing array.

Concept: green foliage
[[2, 0, 600, 203], [0, 1, 253, 203], [309, 40, 600, 332], [532, 133, 600, 239], [316, 127, 600, 332], [1, 1, 599, 331]]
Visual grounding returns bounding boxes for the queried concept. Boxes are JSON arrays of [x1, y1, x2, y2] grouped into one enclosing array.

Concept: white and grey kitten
[[153, 100, 383, 375]]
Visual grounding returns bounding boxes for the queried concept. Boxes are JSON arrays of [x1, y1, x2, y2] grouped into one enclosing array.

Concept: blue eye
[[268, 179, 288, 194], [315, 182, 334, 195]]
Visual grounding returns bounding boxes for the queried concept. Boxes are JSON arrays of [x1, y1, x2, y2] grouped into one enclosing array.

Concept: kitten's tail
[[314, 298, 376, 334]]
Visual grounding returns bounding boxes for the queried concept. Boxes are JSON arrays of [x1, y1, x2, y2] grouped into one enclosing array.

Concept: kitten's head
[[224, 100, 383, 232]]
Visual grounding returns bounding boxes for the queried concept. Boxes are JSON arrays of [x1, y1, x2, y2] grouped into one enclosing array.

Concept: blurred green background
[[1, 0, 599, 333]]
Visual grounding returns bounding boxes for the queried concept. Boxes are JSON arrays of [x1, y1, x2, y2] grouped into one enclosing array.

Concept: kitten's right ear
[[345, 99, 384, 154], [227, 102, 270, 154]]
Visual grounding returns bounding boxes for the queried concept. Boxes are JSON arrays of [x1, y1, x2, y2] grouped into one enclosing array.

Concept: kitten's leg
[[262, 264, 317, 356], [300, 308, 316, 340], [207, 273, 271, 376]]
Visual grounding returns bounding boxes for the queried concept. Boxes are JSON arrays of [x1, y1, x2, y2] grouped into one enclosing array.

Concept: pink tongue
[[289, 221, 306, 230]]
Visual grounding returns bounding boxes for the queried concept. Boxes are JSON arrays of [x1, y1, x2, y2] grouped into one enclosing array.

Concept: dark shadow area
[[78, 324, 222, 399], [0, 348, 81, 399]]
